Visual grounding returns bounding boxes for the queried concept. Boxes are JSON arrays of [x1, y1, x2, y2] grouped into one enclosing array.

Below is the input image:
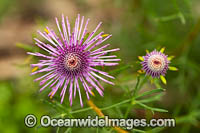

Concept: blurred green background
[[0, 0, 200, 132]]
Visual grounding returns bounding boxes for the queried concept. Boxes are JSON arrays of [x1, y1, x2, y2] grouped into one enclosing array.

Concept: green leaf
[[160, 75, 167, 85], [136, 101, 168, 113], [133, 75, 141, 97], [139, 93, 165, 103], [155, 12, 185, 24], [131, 128, 146, 133], [138, 56, 144, 61], [167, 56, 175, 61], [41, 99, 69, 113], [110, 64, 133, 74], [64, 128, 72, 133], [148, 127, 165, 133], [56, 127, 60, 133], [16, 42, 34, 51], [160, 47, 165, 53], [155, 13, 180, 22], [169, 66, 178, 71], [176, 111, 200, 124], [154, 78, 162, 88], [82, 32, 90, 44], [135, 88, 165, 99], [178, 12, 186, 24], [133, 75, 148, 96], [70, 107, 92, 114]]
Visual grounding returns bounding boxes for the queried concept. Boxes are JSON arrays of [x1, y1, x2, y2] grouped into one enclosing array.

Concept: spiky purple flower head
[[28, 14, 120, 107], [141, 50, 170, 78]]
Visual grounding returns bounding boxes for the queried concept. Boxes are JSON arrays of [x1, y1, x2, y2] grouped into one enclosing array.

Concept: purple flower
[[141, 50, 170, 78], [28, 14, 120, 107]]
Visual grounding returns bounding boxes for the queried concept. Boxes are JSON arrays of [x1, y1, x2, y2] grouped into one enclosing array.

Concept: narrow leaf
[[178, 12, 186, 24], [169, 66, 178, 71], [160, 47, 165, 53], [131, 128, 146, 133], [160, 75, 167, 85], [137, 69, 144, 74], [32, 67, 38, 72], [101, 34, 109, 37], [167, 56, 175, 61], [139, 93, 165, 103], [16, 43, 34, 51], [136, 101, 168, 112], [135, 88, 165, 99], [138, 56, 144, 61], [110, 64, 132, 74]]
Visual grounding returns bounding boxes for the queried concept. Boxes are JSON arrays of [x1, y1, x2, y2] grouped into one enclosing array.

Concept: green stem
[[101, 99, 131, 111], [64, 128, 72, 133], [69, 98, 132, 114], [132, 75, 140, 97], [70, 107, 92, 114], [96, 127, 99, 133], [124, 105, 132, 118], [56, 127, 60, 133], [124, 75, 143, 118], [131, 128, 146, 133]]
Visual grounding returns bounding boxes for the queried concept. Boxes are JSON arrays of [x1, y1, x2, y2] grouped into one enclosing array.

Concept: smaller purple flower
[[141, 49, 169, 78], [138, 48, 178, 84]]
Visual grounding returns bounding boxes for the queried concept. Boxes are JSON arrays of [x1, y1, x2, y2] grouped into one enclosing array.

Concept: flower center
[[153, 60, 161, 65], [147, 55, 165, 72], [65, 53, 80, 70]]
